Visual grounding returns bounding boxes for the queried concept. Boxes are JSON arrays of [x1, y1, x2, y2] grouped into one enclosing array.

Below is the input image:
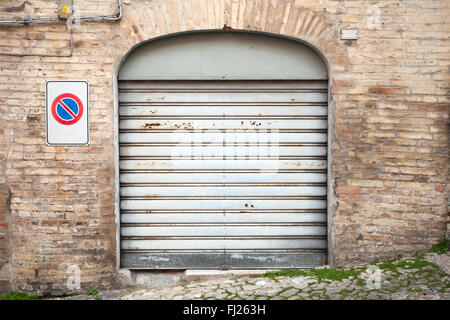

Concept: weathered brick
[[368, 87, 407, 95], [0, 0, 447, 295], [336, 186, 360, 194]]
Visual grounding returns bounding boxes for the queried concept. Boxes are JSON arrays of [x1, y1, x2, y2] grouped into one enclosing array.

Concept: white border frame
[[45, 80, 90, 146]]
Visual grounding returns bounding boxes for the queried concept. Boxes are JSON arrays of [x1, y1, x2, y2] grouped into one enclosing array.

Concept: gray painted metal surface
[[119, 81, 327, 269], [118, 33, 328, 80]]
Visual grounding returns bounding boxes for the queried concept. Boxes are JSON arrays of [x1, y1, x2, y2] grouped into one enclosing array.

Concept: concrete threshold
[[121, 269, 273, 289], [122, 266, 332, 289], [182, 270, 272, 282]]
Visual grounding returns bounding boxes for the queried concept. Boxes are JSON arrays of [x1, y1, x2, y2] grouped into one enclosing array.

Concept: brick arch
[[115, 0, 342, 72], [113, 0, 341, 267]]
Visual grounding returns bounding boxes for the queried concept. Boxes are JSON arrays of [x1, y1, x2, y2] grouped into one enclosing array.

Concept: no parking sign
[[46, 81, 89, 145]]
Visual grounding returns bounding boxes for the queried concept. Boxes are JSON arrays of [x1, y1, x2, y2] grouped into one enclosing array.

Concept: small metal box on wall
[[58, 0, 73, 19]]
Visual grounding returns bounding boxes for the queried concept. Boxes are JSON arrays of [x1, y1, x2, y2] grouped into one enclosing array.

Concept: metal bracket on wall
[[0, 0, 122, 57], [340, 29, 358, 40], [58, 0, 74, 20]]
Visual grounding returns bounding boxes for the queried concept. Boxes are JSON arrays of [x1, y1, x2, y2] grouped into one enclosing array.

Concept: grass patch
[[0, 292, 41, 300], [310, 292, 323, 299], [356, 279, 366, 287], [254, 253, 445, 295], [438, 282, 450, 293], [429, 237, 449, 255], [337, 288, 353, 300], [255, 267, 363, 283], [86, 288, 101, 300], [377, 255, 439, 276], [86, 288, 98, 296]]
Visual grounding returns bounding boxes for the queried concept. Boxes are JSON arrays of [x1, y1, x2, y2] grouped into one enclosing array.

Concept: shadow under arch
[[116, 30, 330, 80]]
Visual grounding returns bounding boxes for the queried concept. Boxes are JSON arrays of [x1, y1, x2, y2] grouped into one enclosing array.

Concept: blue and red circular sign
[[51, 93, 83, 125]]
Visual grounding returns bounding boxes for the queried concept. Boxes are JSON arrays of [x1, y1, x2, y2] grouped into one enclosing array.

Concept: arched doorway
[[118, 32, 328, 269]]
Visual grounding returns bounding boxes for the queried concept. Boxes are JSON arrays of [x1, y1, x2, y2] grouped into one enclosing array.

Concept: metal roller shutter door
[[119, 81, 327, 269]]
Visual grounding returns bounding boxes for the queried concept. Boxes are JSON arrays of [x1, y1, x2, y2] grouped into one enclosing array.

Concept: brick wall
[[0, 0, 448, 295], [0, 184, 11, 293]]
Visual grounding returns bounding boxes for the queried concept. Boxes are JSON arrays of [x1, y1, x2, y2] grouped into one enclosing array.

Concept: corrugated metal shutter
[[119, 81, 327, 269]]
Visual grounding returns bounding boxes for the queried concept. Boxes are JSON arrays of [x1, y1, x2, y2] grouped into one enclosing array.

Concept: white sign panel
[[46, 81, 89, 145], [340, 29, 359, 40]]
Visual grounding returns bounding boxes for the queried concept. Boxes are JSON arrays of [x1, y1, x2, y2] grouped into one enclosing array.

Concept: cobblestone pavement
[[55, 253, 450, 300]]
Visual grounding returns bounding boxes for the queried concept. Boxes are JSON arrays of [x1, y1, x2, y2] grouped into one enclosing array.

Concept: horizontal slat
[[121, 252, 327, 269], [120, 159, 327, 171], [119, 105, 327, 117], [121, 239, 327, 250], [120, 132, 327, 144], [118, 80, 328, 90], [120, 172, 327, 184], [120, 145, 326, 157], [121, 199, 326, 210], [121, 212, 327, 224], [119, 92, 327, 103], [120, 186, 327, 197], [119, 119, 327, 130], [121, 225, 326, 237], [225, 252, 326, 268]]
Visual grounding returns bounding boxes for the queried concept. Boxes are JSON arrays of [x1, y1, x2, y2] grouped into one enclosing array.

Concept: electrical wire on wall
[[0, 0, 122, 57]]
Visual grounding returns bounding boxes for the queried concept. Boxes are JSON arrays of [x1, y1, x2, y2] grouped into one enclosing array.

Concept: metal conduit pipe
[[0, 0, 122, 57], [0, 0, 122, 24]]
